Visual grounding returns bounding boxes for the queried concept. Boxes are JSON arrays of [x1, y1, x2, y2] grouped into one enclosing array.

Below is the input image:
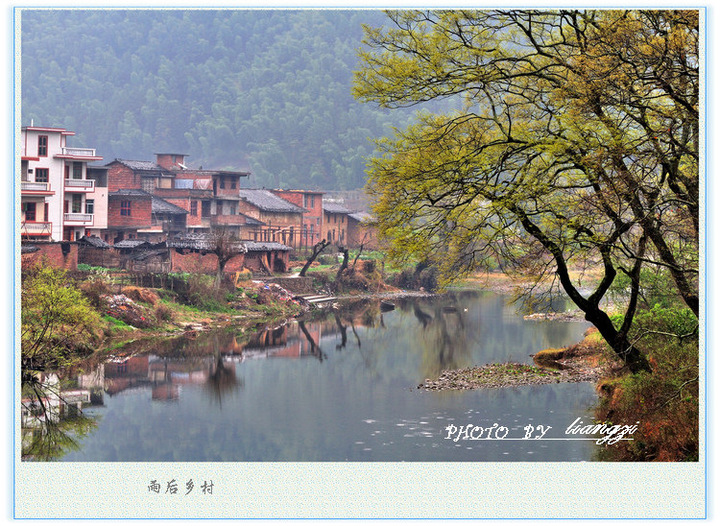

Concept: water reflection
[[21, 374, 100, 461], [24, 290, 597, 462]]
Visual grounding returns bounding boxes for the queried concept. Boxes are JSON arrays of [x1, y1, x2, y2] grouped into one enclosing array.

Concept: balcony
[[21, 221, 52, 237], [63, 147, 95, 157], [21, 181, 54, 195], [64, 213, 93, 225], [64, 179, 95, 192], [54, 147, 102, 161]]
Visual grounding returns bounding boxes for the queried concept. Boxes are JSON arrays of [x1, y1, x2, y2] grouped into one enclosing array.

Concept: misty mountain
[[21, 9, 451, 190]]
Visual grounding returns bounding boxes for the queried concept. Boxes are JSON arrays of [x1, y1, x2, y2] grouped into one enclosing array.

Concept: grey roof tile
[[322, 202, 352, 214], [152, 196, 189, 215], [238, 189, 305, 213], [111, 159, 165, 172]]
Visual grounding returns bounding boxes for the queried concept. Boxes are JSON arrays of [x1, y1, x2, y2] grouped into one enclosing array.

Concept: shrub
[[595, 321, 699, 461], [154, 303, 174, 322], [79, 275, 113, 308], [21, 262, 103, 385]]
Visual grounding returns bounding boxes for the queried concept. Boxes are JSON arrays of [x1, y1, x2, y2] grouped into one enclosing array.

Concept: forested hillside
[[21, 9, 441, 190]]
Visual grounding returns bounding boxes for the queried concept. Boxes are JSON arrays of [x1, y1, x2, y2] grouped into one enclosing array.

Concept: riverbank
[[419, 327, 619, 390]]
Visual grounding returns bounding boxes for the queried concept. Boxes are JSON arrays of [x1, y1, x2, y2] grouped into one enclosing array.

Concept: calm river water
[[31, 290, 602, 461]]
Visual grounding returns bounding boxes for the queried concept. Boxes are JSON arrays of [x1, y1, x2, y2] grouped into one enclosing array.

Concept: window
[[231, 180, 236, 189], [304, 195, 309, 208], [121, 200, 132, 216], [23, 202, 36, 222], [229, 204, 237, 216], [220, 177, 225, 189], [86, 199, 94, 215], [38, 135, 48, 157], [73, 162, 82, 179], [142, 178, 155, 192], [35, 168, 49, 183], [310, 195, 315, 208], [202, 201, 211, 217], [190, 201, 198, 216], [72, 194, 82, 213]]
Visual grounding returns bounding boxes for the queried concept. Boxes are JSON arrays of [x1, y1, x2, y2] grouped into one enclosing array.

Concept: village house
[[346, 211, 379, 250], [237, 189, 306, 248], [105, 153, 252, 242], [21, 126, 105, 242], [322, 201, 352, 246], [269, 189, 324, 249]]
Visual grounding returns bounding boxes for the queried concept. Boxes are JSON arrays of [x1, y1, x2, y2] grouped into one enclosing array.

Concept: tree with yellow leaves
[[354, 10, 699, 373]]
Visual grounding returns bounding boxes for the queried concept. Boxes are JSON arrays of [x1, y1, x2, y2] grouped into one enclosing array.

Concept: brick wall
[[347, 220, 379, 250], [169, 249, 246, 275], [21, 242, 78, 271], [107, 197, 152, 228], [107, 164, 141, 192]]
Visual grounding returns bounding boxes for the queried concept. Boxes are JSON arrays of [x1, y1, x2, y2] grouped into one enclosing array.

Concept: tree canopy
[[354, 9, 700, 372]]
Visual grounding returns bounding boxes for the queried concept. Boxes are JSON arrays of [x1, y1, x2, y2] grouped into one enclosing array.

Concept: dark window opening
[[23, 202, 36, 221], [38, 136, 48, 157], [35, 168, 49, 183]]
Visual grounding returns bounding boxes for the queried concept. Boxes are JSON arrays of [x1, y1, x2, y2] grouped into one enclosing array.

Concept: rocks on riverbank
[[419, 328, 618, 391]]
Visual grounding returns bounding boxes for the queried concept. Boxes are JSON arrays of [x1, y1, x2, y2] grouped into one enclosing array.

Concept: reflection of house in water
[[21, 374, 99, 429], [76, 353, 236, 402], [240, 322, 323, 359]]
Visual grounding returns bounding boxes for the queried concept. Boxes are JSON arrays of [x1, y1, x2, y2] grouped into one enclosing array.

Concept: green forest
[[21, 9, 449, 190]]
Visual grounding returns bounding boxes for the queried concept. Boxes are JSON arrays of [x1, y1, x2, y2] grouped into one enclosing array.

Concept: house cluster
[[20, 125, 378, 259]]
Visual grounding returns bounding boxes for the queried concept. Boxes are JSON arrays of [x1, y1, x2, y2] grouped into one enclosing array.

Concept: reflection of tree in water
[[204, 333, 243, 407], [298, 320, 326, 361], [21, 375, 99, 461], [412, 295, 474, 379]]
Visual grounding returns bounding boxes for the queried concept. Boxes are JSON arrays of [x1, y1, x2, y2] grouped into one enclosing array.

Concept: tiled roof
[[348, 211, 374, 223], [238, 212, 264, 226], [110, 159, 165, 172], [168, 233, 246, 252], [244, 241, 292, 252], [322, 202, 352, 214], [238, 189, 305, 213], [109, 189, 153, 198], [78, 235, 111, 249], [152, 196, 188, 215], [113, 239, 151, 249]]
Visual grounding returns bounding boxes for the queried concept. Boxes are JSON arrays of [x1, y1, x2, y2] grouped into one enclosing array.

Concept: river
[[22, 290, 601, 461]]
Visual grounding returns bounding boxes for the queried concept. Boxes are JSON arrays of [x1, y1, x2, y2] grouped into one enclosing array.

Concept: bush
[[22, 262, 103, 383], [154, 303, 174, 322], [595, 306, 699, 461], [390, 261, 439, 292], [79, 275, 113, 308]]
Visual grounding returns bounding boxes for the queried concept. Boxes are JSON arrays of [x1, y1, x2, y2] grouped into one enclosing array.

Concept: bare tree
[[299, 239, 330, 277]]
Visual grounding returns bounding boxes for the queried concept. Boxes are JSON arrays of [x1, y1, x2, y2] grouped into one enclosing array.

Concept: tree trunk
[[299, 240, 329, 277], [584, 308, 651, 374], [336, 245, 349, 280]]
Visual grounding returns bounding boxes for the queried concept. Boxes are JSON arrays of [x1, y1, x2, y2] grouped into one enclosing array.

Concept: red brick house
[[105, 153, 250, 241], [237, 189, 306, 248], [322, 201, 352, 246], [346, 212, 379, 249], [270, 189, 324, 249]]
